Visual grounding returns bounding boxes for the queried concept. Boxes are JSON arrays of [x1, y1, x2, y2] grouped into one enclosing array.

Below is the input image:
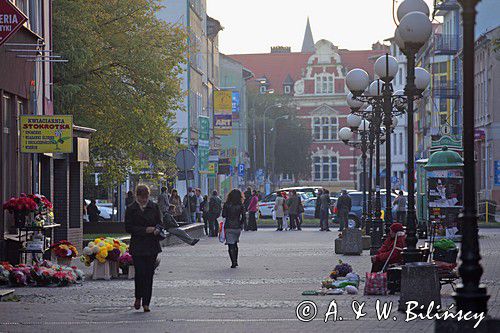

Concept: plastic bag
[[218, 220, 226, 243], [364, 272, 387, 295]]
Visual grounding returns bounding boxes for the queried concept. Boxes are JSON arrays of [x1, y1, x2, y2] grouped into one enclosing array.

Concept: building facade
[[230, 21, 385, 191], [158, 0, 222, 196]]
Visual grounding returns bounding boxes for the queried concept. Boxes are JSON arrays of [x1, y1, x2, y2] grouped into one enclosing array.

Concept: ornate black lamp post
[[453, 0, 489, 314]]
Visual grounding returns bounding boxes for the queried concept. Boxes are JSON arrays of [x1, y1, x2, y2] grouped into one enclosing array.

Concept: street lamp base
[[369, 229, 383, 255], [453, 285, 490, 315]]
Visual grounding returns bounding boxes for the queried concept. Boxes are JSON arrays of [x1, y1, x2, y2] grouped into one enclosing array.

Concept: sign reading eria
[[20, 115, 73, 153]]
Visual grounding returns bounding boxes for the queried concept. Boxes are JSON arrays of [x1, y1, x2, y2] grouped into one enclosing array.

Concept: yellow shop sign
[[20, 115, 73, 153]]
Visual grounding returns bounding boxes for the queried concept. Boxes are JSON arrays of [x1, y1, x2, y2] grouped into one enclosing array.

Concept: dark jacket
[[286, 195, 300, 215], [314, 194, 322, 218], [222, 202, 246, 230], [209, 195, 222, 217], [125, 201, 164, 256], [336, 194, 352, 212], [87, 203, 101, 223], [243, 190, 252, 210]]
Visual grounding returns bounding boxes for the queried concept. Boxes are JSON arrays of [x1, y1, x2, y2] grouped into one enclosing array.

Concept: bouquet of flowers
[[81, 238, 128, 266], [119, 252, 133, 268], [49, 240, 79, 259], [28, 194, 54, 225], [2, 194, 38, 227]]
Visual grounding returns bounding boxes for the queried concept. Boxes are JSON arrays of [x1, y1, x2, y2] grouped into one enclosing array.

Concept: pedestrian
[[83, 200, 88, 222], [247, 190, 259, 231], [169, 189, 184, 222], [274, 192, 285, 231], [287, 190, 300, 231], [125, 185, 164, 312], [87, 199, 101, 223], [393, 190, 407, 225], [125, 191, 135, 207], [157, 186, 170, 216], [281, 191, 290, 230], [243, 187, 252, 210], [222, 189, 246, 268], [297, 195, 304, 230], [371, 223, 406, 272], [200, 195, 210, 235], [183, 187, 197, 223], [319, 190, 331, 231], [194, 188, 203, 223], [336, 189, 352, 231], [314, 189, 323, 220], [208, 190, 222, 237]]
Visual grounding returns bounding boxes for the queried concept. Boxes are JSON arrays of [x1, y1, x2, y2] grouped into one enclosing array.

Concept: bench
[[0, 289, 15, 301]]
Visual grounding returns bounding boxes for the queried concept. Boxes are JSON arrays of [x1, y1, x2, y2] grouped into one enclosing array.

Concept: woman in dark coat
[[125, 185, 164, 312], [222, 189, 246, 268], [87, 199, 101, 223]]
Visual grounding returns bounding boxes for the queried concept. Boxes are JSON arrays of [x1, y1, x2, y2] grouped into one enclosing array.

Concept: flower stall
[[81, 238, 129, 280], [2, 194, 59, 264]]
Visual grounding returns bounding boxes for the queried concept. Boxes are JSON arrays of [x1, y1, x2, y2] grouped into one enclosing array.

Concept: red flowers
[[49, 240, 78, 258], [2, 196, 37, 213]]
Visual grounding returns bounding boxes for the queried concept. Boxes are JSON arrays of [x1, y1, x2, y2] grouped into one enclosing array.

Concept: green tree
[[52, 0, 187, 186]]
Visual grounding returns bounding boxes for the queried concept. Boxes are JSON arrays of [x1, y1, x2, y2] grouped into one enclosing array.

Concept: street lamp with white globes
[[394, 3, 433, 264]]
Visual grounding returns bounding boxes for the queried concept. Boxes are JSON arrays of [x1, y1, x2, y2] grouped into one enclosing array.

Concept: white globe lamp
[[399, 11, 433, 46], [415, 67, 431, 90], [346, 69, 370, 94], [347, 113, 362, 128], [374, 55, 399, 82], [397, 0, 430, 21], [368, 79, 384, 97], [347, 92, 364, 109], [339, 127, 353, 142]]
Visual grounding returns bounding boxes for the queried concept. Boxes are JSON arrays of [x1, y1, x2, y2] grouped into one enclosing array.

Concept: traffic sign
[[495, 161, 500, 186], [0, 0, 28, 47], [238, 164, 245, 177], [175, 149, 196, 171]]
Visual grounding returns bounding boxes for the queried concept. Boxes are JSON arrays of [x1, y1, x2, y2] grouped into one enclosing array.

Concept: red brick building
[[230, 21, 385, 190]]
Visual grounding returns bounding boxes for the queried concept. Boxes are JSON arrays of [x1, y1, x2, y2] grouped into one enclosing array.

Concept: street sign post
[[175, 149, 196, 221], [0, 0, 28, 47]]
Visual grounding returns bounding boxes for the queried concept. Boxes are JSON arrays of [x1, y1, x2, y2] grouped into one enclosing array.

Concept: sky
[[207, 0, 436, 54]]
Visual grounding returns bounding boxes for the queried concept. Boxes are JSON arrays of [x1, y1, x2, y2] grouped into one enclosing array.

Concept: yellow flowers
[[81, 237, 128, 265]]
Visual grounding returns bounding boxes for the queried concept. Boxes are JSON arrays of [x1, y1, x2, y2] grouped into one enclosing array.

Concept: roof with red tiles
[[228, 48, 386, 94]]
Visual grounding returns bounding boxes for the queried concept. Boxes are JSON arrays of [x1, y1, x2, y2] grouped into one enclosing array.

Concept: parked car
[[302, 197, 337, 219], [346, 191, 398, 223], [277, 186, 323, 198], [258, 192, 309, 218], [84, 199, 117, 221]]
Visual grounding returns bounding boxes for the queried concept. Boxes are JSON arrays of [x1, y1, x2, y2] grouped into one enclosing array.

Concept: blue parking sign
[[238, 164, 245, 177]]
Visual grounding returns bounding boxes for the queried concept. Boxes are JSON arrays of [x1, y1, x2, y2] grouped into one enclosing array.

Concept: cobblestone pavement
[[0, 229, 499, 333]]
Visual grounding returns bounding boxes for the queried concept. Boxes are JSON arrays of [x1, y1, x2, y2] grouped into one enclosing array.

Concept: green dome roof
[[424, 147, 463, 170]]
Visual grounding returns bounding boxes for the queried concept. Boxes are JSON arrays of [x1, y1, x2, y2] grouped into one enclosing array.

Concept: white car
[[258, 192, 309, 218], [85, 199, 117, 221]]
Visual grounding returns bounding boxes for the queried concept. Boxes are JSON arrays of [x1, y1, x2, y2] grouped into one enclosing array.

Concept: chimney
[[271, 46, 291, 54]]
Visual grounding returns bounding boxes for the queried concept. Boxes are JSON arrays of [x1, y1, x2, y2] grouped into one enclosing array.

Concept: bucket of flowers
[[81, 238, 128, 280], [2, 194, 38, 227], [119, 252, 133, 277], [49, 240, 79, 266]]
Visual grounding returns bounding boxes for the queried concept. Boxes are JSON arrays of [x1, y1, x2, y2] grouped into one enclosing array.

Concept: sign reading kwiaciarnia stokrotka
[[20, 116, 73, 153]]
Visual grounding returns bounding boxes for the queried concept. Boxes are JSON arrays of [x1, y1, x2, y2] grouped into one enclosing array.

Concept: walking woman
[[170, 189, 184, 222], [274, 192, 285, 231], [125, 185, 164, 312], [247, 190, 259, 231], [222, 189, 246, 268]]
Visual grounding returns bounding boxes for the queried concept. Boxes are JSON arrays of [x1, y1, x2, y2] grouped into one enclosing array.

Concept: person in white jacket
[[274, 192, 285, 231]]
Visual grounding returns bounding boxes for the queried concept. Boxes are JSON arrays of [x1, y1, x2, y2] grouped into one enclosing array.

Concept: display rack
[[17, 224, 60, 264]]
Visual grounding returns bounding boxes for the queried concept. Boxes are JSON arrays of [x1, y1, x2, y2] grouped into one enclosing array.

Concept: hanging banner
[[214, 90, 232, 136], [20, 115, 73, 153], [198, 116, 210, 173], [232, 91, 240, 121]]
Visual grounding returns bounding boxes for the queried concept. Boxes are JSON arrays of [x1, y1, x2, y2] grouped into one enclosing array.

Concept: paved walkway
[[0, 229, 499, 333]]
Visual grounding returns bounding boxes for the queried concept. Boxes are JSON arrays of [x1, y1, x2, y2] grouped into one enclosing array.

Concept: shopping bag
[[364, 272, 387, 295], [283, 216, 288, 230], [218, 220, 226, 243]]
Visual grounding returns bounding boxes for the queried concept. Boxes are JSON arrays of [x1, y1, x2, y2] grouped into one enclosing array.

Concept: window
[[313, 155, 338, 181], [284, 85, 291, 94], [439, 98, 447, 112], [315, 74, 334, 94], [281, 173, 292, 181], [312, 116, 338, 141], [259, 85, 267, 94]]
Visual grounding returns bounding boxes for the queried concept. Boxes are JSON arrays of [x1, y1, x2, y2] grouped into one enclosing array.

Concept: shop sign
[[198, 116, 210, 173], [232, 91, 240, 120], [0, 0, 27, 47], [214, 90, 232, 136], [20, 115, 73, 153]]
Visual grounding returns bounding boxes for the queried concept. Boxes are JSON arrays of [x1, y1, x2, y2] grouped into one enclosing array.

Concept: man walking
[[319, 190, 331, 231], [393, 190, 407, 225], [157, 187, 170, 216], [336, 189, 352, 231], [287, 190, 300, 231], [183, 188, 197, 224], [208, 190, 222, 236], [194, 188, 203, 223]]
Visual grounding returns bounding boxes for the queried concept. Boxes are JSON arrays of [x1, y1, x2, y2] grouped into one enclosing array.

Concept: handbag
[[364, 232, 402, 295], [218, 220, 226, 243]]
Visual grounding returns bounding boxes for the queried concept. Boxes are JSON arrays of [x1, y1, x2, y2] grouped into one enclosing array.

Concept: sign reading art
[[0, 0, 28, 46], [214, 90, 232, 136], [20, 115, 73, 153]]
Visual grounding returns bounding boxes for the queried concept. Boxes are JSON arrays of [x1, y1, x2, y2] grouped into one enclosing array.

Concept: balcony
[[434, 34, 459, 55], [434, 0, 460, 15], [433, 80, 459, 99]]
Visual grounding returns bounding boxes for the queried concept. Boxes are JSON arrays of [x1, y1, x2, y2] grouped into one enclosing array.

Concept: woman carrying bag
[[125, 185, 164, 312], [222, 189, 246, 268]]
